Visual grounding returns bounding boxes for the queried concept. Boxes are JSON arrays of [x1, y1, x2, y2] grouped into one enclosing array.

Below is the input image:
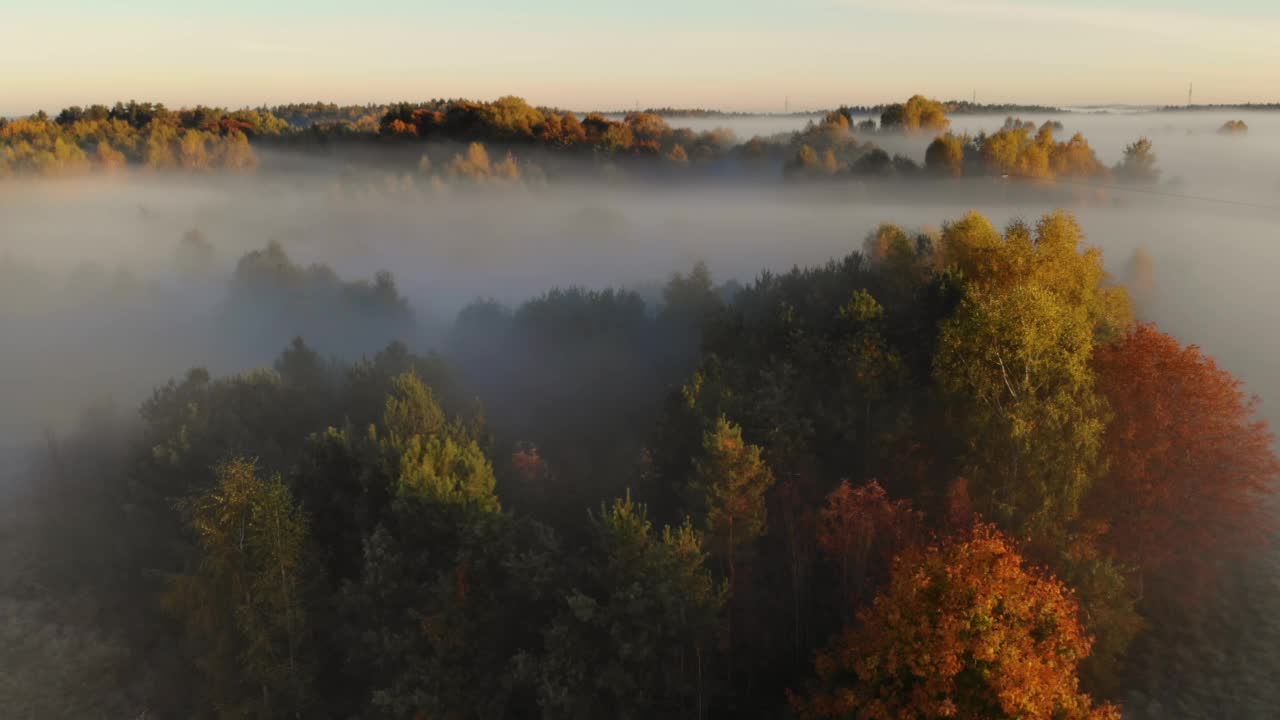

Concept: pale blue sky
[[3, 0, 1278, 115]]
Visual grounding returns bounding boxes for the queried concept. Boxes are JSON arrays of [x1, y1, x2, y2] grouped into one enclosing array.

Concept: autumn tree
[[1218, 119, 1248, 135], [143, 121, 179, 169], [214, 130, 257, 171], [511, 441, 552, 486], [934, 211, 1142, 666], [880, 95, 949, 134], [901, 95, 950, 133], [480, 95, 545, 139], [980, 123, 1055, 179], [925, 132, 965, 177], [975, 124, 1109, 181], [447, 141, 494, 179], [786, 144, 822, 176], [816, 480, 918, 615], [934, 211, 1128, 541], [938, 279, 1102, 538], [95, 140, 127, 172], [1091, 324, 1279, 586], [625, 111, 672, 151], [821, 148, 839, 174], [446, 141, 522, 183], [165, 458, 314, 718], [1051, 132, 1108, 178], [179, 129, 211, 170], [792, 524, 1119, 720], [861, 223, 910, 265]]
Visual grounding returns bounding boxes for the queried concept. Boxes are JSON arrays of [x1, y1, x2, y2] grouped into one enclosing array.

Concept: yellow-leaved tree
[[934, 210, 1130, 539], [165, 458, 313, 719], [932, 210, 1139, 677]]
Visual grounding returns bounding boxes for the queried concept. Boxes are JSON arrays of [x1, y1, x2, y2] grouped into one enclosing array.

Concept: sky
[[3, 0, 1279, 115]]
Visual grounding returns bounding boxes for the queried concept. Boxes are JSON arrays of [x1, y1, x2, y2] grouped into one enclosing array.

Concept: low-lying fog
[[626, 109, 1280, 200], [3, 110, 1279, 468]]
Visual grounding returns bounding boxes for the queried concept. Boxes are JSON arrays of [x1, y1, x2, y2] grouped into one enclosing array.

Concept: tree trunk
[[696, 641, 704, 720], [727, 518, 736, 681]]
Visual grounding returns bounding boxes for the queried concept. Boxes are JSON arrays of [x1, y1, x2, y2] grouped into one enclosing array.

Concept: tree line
[[3, 94, 1161, 186]]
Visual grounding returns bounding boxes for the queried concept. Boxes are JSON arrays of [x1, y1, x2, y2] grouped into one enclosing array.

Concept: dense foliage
[[792, 524, 1119, 720], [5, 205, 1276, 718], [2, 95, 1161, 189]]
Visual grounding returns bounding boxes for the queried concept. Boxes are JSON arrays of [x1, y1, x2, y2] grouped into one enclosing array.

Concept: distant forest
[[1, 94, 1171, 189], [596, 100, 1063, 117], [1159, 103, 1280, 111]]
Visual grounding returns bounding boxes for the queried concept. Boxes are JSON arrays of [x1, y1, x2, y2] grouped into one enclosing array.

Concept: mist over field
[[3, 110, 1278, 448], [4, 100, 1280, 719]]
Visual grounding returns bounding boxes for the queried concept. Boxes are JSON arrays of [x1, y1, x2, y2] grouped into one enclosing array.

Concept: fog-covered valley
[[4, 103, 1280, 719], [4, 109, 1278, 447]]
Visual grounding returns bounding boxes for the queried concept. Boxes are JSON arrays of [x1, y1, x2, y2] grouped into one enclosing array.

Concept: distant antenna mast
[[973, 89, 977, 104], [1188, 83, 1193, 107]]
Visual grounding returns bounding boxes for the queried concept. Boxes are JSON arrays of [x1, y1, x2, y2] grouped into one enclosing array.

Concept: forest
[[1, 95, 1170, 188], [2, 94, 1279, 720]]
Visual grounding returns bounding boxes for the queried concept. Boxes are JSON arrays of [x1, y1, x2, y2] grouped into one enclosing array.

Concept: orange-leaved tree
[[1091, 323, 1279, 585], [815, 479, 919, 616], [792, 524, 1119, 720]]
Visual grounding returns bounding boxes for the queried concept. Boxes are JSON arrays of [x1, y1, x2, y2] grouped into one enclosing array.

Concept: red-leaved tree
[[816, 480, 919, 617], [1092, 324, 1279, 586]]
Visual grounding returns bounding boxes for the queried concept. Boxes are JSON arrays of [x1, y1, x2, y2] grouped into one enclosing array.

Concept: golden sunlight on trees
[[1219, 119, 1249, 135], [880, 95, 949, 135], [446, 142, 524, 184], [94, 141, 127, 172], [934, 211, 1130, 541], [979, 121, 1108, 180], [0, 107, 260, 176], [792, 525, 1119, 720], [380, 372, 500, 511]]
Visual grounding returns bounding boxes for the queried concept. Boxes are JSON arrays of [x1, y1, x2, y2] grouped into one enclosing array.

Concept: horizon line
[[7, 97, 1280, 120]]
